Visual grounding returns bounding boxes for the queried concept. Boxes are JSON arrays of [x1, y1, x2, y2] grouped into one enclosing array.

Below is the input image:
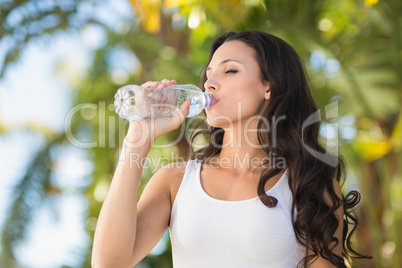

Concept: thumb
[[171, 100, 191, 127]]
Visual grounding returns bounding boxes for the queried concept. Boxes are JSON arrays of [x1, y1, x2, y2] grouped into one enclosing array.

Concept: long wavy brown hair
[[190, 31, 370, 267]]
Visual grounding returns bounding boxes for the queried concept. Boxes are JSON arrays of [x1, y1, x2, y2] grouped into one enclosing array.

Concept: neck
[[211, 120, 270, 177]]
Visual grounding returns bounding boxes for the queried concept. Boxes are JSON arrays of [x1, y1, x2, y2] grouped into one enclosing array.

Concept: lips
[[206, 95, 219, 109]]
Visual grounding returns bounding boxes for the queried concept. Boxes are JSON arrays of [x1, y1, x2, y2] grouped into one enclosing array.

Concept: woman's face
[[204, 40, 269, 129]]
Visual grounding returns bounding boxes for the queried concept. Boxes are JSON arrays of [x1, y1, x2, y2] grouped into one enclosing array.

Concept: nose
[[204, 76, 219, 93]]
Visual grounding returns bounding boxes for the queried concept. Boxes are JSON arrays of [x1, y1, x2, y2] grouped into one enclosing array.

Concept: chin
[[206, 114, 233, 129]]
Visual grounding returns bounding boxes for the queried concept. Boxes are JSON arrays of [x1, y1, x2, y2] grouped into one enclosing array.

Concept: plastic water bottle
[[114, 84, 216, 120]]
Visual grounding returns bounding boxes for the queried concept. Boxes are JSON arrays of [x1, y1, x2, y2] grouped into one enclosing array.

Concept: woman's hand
[[125, 79, 191, 147]]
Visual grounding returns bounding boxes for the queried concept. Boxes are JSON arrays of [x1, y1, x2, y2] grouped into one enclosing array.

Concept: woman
[[92, 31, 366, 268]]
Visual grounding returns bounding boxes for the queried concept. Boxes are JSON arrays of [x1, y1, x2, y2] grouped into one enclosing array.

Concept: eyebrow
[[206, 59, 243, 71]]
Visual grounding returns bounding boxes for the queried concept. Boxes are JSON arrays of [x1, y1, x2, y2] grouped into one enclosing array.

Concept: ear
[[264, 83, 271, 100]]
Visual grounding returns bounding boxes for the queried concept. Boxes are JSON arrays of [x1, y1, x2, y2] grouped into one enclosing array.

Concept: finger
[[157, 82, 166, 89], [161, 79, 176, 87], [180, 99, 191, 118], [171, 99, 191, 127], [161, 79, 170, 84], [141, 81, 159, 88], [141, 79, 176, 89]]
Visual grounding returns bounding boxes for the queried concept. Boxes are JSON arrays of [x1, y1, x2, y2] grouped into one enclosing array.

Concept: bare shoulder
[[155, 161, 187, 180], [153, 161, 188, 205], [159, 161, 187, 172]]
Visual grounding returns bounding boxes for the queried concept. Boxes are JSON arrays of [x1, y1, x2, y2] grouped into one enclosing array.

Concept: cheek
[[204, 81, 267, 126]]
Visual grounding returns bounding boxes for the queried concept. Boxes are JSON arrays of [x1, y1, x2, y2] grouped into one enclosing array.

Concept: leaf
[[129, 0, 163, 33], [164, 0, 195, 8], [353, 136, 392, 161], [365, 0, 379, 7]]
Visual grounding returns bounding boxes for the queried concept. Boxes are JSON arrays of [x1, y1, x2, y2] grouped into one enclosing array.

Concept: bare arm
[[131, 161, 187, 263], [91, 80, 190, 268], [91, 128, 150, 268]]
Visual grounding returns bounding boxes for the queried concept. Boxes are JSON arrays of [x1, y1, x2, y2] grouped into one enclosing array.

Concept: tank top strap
[[171, 159, 201, 212]]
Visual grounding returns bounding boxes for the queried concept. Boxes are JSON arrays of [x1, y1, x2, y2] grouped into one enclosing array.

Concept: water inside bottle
[[114, 84, 216, 119]]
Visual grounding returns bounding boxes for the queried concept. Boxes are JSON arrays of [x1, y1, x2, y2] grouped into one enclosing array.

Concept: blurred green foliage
[[0, 0, 401, 267]]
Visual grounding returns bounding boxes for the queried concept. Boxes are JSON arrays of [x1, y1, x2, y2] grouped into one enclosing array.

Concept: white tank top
[[169, 160, 305, 268]]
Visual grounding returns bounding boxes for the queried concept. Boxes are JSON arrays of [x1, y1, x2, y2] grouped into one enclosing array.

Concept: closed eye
[[225, 69, 238, 74]]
